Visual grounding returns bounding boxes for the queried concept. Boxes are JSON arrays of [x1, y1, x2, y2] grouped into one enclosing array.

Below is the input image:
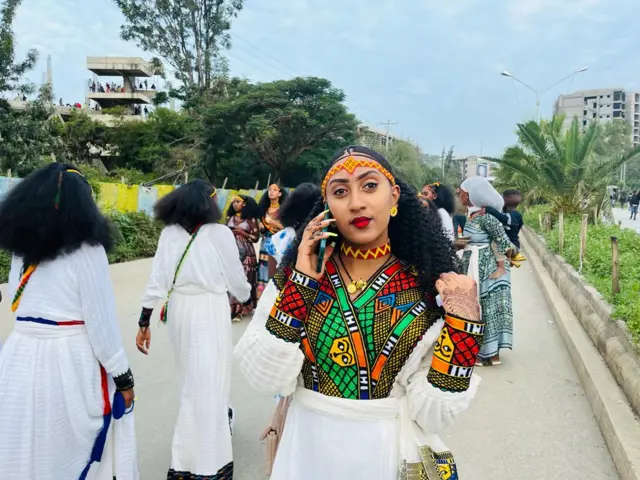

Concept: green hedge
[[0, 211, 162, 284], [524, 205, 640, 342]]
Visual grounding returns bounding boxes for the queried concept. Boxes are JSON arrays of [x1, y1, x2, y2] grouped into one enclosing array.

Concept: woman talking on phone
[[237, 146, 484, 479]]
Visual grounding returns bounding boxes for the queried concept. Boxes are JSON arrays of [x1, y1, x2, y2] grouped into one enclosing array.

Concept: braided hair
[[280, 146, 459, 292]]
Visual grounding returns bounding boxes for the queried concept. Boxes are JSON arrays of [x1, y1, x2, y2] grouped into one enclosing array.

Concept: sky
[[10, 0, 640, 157]]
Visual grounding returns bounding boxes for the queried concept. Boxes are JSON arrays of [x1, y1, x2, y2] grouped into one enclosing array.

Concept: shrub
[[0, 211, 162, 283], [524, 208, 640, 343]]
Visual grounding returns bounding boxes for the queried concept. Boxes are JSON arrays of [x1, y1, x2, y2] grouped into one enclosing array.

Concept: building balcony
[[87, 91, 154, 108], [87, 57, 155, 77]]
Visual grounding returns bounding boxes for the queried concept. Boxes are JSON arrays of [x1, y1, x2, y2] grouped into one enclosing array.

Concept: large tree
[[496, 115, 640, 215], [199, 76, 359, 182], [114, 0, 243, 92], [0, 84, 60, 175], [0, 0, 36, 96]]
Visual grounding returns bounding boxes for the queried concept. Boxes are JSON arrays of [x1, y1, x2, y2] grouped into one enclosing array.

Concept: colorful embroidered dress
[[461, 213, 513, 359], [227, 215, 259, 317], [236, 258, 484, 479]]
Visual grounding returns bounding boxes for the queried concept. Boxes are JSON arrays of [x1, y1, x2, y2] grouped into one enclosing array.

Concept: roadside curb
[[522, 232, 640, 480]]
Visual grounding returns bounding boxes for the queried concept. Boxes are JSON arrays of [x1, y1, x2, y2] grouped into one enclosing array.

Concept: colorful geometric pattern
[[266, 259, 467, 399], [340, 241, 391, 260], [12, 264, 37, 312], [321, 155, 396, 198], [427, 314, 483, 392]]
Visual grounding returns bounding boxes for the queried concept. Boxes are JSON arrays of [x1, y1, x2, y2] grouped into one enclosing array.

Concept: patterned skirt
[[229, 236, 257, 318]]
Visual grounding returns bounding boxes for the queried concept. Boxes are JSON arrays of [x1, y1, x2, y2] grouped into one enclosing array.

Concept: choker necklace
[[340, 241, 391, 260], [270, 201, 280, 208], [235, 212, 242, 217]]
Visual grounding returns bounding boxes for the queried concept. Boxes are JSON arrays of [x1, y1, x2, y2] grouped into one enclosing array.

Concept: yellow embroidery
[[434, 327, 454, 362], [321, 156, 396, 198], [329, 337, 356, 366], [340, 242, 391, 260]]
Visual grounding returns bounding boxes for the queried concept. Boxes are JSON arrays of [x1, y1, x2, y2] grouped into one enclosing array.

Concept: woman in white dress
[[420, 182, 456, 241], [135, 180, 250, 479], [0, 163, 138, 479], [237, 146, 483, 479]]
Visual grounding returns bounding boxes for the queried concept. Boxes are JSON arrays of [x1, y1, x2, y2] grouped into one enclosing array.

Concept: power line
[[227, 51, 278, 81], [231, 42, 295, 78], [231, 32, 303, 76]]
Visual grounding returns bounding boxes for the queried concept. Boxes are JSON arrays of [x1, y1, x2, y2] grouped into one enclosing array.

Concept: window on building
[[614, 111, 622, 118], [614, 91, 623, 101], [593, 102, 597, 108], [614, 103, 622, 109], [583, 120, 587, 126], [593, 112, 597, 118]]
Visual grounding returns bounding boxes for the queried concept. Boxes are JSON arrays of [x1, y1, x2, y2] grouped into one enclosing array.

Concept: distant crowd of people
[[88, 79, 156, 94]]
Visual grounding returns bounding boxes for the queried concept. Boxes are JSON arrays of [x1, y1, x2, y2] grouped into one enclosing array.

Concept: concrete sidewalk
[[613, 207, 640, 234], [0, 259, 618, 479]]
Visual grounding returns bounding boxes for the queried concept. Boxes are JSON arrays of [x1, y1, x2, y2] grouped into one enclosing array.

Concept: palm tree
[[496, 115, 640, 216]]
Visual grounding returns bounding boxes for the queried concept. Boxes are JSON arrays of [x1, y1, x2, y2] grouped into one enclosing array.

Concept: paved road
[[0, 259, 618, 479], [613, 206, 640, 234]]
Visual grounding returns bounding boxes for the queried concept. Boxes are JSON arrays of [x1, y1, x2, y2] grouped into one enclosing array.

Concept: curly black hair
[[258, 185, 289, 217], [225, 194, 261, 220], [0, 163, 113, 267], [427, 182, 455, 215], [280, 146, 459, 292], [154, 179, 221, 232], [280, 182, 322, 229]]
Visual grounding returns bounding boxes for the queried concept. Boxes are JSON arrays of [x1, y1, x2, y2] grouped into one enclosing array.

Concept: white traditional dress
[[235, 260, 483, 480], [0, 244, 138, 479], [142, 224, 250, 479]]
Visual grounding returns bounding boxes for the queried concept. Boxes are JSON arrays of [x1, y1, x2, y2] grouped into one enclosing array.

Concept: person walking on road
[[630, 190, 639, 220], [226, 194, 261, 322], [256, 184, 288, 298], [236, 146, 484, 480], [136, 180, 250, 479], [458, 177, 515, 367], [0, 163, 138, 479]]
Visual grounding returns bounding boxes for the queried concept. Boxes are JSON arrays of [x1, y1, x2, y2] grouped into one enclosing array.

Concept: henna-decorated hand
[[435, 272, 480, 321]]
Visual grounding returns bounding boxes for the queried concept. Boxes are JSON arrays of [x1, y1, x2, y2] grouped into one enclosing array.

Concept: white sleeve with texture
[[212, 225, 251, 303], [76, 244, 130, 377], [234, 280, 304, 396]]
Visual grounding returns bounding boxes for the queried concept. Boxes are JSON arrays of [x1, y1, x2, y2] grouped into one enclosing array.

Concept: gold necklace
[[337, 254, 371, 295]]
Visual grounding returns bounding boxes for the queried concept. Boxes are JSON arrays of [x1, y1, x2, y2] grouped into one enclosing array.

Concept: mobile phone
[[316, 204, 331, 274]]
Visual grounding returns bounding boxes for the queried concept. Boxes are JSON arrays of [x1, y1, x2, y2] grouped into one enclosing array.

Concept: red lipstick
[[351, 217, 371, 229]]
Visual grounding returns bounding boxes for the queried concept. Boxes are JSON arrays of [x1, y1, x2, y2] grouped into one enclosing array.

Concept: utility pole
[[379, 120, 398, 153]]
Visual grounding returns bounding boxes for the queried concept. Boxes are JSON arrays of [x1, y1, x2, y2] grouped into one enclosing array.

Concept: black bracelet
[[113, 368, 135, 391], [138, 307, 153, 328]]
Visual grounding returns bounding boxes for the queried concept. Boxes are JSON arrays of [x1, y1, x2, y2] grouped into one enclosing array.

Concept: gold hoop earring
[[390, 205, 398, 217]]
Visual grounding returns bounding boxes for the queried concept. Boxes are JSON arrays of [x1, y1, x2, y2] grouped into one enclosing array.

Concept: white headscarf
[[460, 176, 504, 213]]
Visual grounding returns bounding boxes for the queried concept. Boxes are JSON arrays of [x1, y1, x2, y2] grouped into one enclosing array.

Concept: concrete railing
[[522, 226, 640, 414]]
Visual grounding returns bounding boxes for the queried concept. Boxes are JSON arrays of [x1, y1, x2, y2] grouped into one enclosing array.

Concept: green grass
[[0, 211, 162, 284], [524, 205, 640, 342]]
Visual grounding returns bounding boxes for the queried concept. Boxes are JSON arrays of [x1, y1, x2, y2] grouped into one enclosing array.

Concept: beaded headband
[[321, 155, 396, 199]]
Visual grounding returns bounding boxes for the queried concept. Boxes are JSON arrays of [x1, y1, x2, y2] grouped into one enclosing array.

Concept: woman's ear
[[391, 184, 401, 206]]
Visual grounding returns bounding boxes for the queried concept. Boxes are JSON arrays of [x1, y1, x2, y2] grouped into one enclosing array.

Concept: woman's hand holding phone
[[296, 209, 336, 280]]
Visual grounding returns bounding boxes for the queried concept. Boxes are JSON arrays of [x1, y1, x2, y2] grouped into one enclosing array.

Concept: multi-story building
[[554, 88, 640, 146]]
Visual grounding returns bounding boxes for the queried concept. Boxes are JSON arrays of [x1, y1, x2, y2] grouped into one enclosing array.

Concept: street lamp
[[501, 67, 588, 121]]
